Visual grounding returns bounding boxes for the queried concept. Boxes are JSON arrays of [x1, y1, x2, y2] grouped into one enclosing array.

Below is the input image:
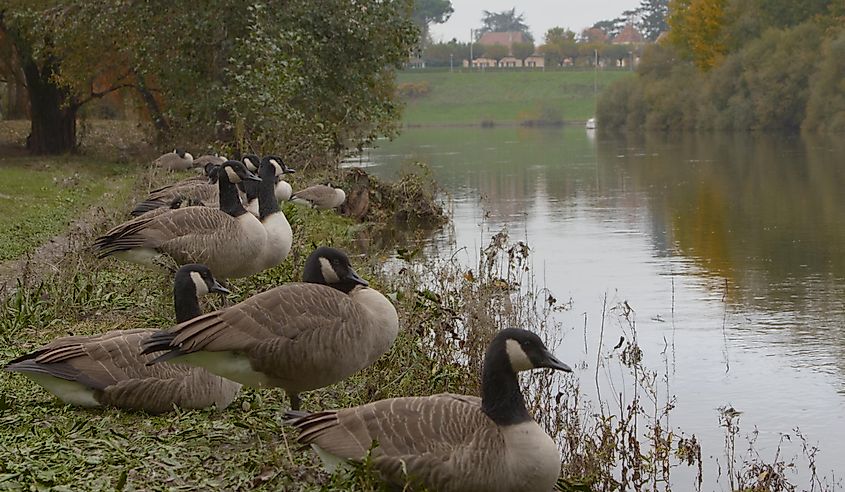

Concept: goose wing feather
[[294, 394, 503, 490], [6, 329, 240, 413], [94, 207, 240, 259], [145, 283, 370, 389], [132, 180, 217, 216], [291, 185, 333, 205]]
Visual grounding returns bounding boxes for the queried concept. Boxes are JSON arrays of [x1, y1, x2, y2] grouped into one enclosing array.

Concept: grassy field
[[396, 69, 633, 126]]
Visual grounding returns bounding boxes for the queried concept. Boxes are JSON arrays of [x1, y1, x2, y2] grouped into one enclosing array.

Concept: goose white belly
[[177, 351, 276, 388], [231, 212, 269, 276], [26, 373, 101, 407], [256, 213, 292, 269], [114, 247, 165, 268]]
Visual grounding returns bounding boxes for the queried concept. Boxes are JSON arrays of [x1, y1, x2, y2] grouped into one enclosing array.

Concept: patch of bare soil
[[0, 201, 114, 293]]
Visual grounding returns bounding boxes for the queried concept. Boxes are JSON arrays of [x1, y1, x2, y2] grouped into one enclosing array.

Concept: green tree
[[511, 41, 535, 60], [637, 0, 669, 40], [482, 44, 509, 61], [412, 0, 453, 44], [423, 39, 469, 66], [540, 27, 577, 66], [0, 0, 418, 158], [479, 8, 534, 42], [668, 0, 728, 70]]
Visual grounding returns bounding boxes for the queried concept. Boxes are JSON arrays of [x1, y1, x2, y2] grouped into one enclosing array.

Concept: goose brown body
[[289, 328, 571, 491], [290, 184, 346, 209], [141, 247, 399, 408], [143, 283, 398, 394], [154, 149, 194, 170], [131, 177, 218, 217], [4, 264, 241, 413], [293, 394, 560, 492], [5, 329, 240, 413], [94, 160, 267, 279]]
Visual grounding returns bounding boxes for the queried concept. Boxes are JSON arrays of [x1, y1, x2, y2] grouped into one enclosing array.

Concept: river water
[[362, 126, 845, 488]]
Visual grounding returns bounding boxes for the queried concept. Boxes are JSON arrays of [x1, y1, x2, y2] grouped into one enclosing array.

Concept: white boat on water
[[586, 117, 597, 130]]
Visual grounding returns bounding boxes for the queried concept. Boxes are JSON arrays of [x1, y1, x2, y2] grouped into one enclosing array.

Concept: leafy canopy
[[0, 0, 419, 160]]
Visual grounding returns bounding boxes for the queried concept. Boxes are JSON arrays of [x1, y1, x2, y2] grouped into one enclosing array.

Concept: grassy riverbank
[[397, 69, 633, 126], [0, 122, 839, 490]]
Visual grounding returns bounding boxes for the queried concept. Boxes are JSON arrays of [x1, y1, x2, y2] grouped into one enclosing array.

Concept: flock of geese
[[4, 149, 574, 491]]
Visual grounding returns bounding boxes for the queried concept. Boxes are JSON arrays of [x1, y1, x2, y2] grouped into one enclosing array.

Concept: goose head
[[204, 163, 221, 183], [264, 155, 295, 176], [242, 154, 261, 173], [174, 263, 230, 297], [488, 328, 572, 374], [481, 329, 571, 425], [174, 147, 194, 162], [221, 160, 261, 184], [303, 246, 368, 293]]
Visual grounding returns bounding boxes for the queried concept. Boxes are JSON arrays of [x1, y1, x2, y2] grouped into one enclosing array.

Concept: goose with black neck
[[287, 328, 571, 492]]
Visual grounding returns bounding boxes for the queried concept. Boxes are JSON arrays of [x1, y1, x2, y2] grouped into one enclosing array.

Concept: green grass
[[0, 157, 135, 262], [396, 69, 634, 125]]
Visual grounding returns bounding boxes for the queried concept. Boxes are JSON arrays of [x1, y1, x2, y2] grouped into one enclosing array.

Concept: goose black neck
[[481, 343, 532, 426], [257, 160, 279, 219], [218, 169, 248, 217], [173, 276, 202, 323]]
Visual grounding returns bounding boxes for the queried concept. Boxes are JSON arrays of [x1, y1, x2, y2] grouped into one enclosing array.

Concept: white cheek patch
[[271, 160, 283, 176], [224, 166, 241, 183], [244, 158, 257, 171], [190, 271, 209, 297], [319, 257, 340, 283], [505, 339, 534, 372]]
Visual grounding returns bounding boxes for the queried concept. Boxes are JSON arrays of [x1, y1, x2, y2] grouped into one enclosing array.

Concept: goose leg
[[289, 392, 301, 411]]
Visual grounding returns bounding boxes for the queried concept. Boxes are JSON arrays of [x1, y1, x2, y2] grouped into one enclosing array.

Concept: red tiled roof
[[613, 24, 643, 44], [478, 31, 526, 47]]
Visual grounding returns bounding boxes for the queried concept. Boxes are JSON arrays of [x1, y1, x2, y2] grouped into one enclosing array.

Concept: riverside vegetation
[[597, 0, 845, 132], [0, 125, 840, 490]]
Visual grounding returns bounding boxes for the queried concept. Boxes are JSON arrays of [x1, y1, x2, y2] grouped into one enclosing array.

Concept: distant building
[[524, 54, 544, 68], [612, 24, 644, 44], [499, 56, 523, 68], [468, 57, 497, 68], [477, 31, 526, 55]]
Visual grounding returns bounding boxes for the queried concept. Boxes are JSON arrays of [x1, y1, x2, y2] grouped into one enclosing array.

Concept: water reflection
[[365, 126, 845, 483]]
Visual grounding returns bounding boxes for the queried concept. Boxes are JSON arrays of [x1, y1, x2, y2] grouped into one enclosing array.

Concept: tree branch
[[75, 82, 135, 107]]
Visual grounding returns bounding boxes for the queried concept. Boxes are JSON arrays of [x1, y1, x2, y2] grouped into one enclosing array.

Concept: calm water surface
[[363, 126, 845, 487]]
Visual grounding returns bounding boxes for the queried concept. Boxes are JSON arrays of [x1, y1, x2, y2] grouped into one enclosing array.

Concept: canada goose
[[154, 148, 194, 170], [130, 164, 221, 217], [243, 155, 296, 217], [288, 328, 571, 491], [93, 160, 268, 279], [192, 154, 227, 169], [290, 184, 346, 210], [141, 246, 399, 410], [3, 264, 242, 414]]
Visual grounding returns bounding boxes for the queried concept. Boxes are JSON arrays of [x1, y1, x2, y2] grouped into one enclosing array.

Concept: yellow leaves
[[668, 0, 728, 70]]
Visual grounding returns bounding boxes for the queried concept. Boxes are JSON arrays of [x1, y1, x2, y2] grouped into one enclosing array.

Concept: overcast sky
[[429, 0, 640, 43]]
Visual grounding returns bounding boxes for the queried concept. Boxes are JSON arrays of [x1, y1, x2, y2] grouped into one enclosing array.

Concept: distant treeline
[[598, 0, 845, 132]]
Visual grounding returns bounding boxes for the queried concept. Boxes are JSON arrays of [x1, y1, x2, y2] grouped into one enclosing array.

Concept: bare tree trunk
[[135, 74, 170, 141], [20, 55, 78, 154], [5, 79, 29, 119]]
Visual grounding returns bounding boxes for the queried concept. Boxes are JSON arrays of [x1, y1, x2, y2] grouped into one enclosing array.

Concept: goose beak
[[284, 166, 296, 174], [210, 280, 231, 295], [244, 170, 262, 182], [346, 268, 369, 287], [541, 350, 572, 373]]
